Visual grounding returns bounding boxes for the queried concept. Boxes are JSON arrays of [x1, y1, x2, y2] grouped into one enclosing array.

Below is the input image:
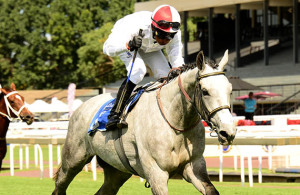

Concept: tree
[[0, 0, 135, 89], [0, 0, 52, 89], [46, 0, 135, 89], [76, 23, 126, 88]]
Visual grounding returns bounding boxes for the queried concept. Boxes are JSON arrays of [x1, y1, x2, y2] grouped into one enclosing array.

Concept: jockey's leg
[[105, 78, 136, 130], [106, 52, 145, 131], [141, 50, 171, 80], [181, 157, 219, 195]]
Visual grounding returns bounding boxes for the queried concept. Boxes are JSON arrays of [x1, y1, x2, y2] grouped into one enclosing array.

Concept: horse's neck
[[160, 69, 199, 129], [0, 117, 9, 138], [0, 97, 10, 138]]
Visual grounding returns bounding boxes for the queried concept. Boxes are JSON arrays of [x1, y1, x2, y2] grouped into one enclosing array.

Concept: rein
[[0, 89, 26, 121], [156, 68, 201, 132], [156, 68, 231, 132]]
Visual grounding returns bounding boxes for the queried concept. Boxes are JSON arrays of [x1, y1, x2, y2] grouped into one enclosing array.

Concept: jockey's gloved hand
[[127, 33, 144, 51]]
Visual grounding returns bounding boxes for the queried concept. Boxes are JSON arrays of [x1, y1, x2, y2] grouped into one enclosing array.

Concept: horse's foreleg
[[182, 157, 219, 195], [52, 141, 93, 195], [94, 156, 132, 195], [0, 140, 7, 171], [143, 163, 169, 195]]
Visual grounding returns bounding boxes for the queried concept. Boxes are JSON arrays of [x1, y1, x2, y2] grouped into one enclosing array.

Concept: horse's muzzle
[[217, 130, 236, 145], [20, 113, 34, 125]]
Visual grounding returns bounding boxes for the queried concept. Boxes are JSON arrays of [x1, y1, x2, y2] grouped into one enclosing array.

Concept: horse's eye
[[10, 101, 15, 104], [202, 90, 209, 96]]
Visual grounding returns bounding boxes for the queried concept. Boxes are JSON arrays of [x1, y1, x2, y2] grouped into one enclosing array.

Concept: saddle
[[88, 81, 161, 134]]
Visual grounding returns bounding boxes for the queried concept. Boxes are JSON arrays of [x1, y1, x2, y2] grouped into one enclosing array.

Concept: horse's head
[[0, 83, 34, 125], [195, 50, 236, 145]]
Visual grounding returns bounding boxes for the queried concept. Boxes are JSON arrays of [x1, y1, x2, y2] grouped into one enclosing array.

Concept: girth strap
[[113, 129, 139, 176]]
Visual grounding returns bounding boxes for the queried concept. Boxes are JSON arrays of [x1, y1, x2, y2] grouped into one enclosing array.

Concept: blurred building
[[135, 0, 300, 116]]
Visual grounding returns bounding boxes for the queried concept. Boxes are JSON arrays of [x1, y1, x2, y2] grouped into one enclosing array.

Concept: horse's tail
[[53, 163, 62, 181]]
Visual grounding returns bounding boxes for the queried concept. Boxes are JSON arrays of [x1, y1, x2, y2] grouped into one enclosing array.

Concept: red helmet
[[151, 5, 181, 33]]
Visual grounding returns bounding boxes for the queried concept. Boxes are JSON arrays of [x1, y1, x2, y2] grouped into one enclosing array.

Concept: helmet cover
[[151, 5, 181, 33]]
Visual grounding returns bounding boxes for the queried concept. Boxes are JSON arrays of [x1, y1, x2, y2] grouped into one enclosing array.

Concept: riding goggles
[[154, 27, 177, 40], [151, 17, 180, 31]]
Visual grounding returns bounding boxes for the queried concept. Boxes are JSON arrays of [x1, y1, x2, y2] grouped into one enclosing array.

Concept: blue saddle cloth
[[88, 99, 115, 134], [88, 89, 144, 134]]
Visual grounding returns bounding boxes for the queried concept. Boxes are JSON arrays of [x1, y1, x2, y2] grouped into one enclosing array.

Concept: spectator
[[243, 92, 256, 121]]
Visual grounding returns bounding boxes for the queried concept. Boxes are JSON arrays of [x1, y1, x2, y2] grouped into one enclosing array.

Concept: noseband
[[0, 89, 27, 121]]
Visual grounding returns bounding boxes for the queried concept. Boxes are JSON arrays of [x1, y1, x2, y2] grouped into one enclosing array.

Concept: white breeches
[[119, 50, 171, 84]]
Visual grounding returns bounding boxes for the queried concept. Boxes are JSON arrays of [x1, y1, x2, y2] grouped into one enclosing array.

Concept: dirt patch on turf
[[0, 168, 55, 178]]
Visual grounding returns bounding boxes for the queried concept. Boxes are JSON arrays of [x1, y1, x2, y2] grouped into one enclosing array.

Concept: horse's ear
[[0, 85, 8, 94], [196, 51, 205, 71], [218, 50, 229, 71], [10, 83, 16, 91]]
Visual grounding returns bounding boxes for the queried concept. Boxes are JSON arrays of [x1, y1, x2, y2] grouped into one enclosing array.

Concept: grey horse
[[52, 50, 236, 195]]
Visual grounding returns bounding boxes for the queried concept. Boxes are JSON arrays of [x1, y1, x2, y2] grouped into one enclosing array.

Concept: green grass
[[0, 171, 299, 195], [2, 145, 299, 194]]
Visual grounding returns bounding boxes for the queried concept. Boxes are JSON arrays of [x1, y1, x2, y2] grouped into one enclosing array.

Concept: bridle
[[156, 68, 231, 133], [0, 85, 27, 121], [195, 71, 231, 134]]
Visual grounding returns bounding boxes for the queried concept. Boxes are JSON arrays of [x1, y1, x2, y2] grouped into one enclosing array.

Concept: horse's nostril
[[219, 130, 229, 138]]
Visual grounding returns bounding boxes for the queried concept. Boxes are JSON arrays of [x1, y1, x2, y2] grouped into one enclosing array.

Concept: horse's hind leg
[[52, 142, 93, 195], [94, 156, 132, 195], [182, 157, 219, 195]]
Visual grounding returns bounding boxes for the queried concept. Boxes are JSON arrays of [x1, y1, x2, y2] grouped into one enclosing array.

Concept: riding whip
[[126, 29, 143, 83], [116, 29, 143, 123]]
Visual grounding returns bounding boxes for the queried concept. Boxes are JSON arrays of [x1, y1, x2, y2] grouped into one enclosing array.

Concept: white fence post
[[19, 144, 23, 170], [219, 145, 223, 182], [91, 156, 97, 181], [49, 144, 53, 178], [10, 144, 15, 176], [248, 154, 253, 187], [25, 144, 29, 169], [34, 144, 38, 167], [36, 144, 44, 179], [240, 154, 245, 187], [258, 154, 262, 183]]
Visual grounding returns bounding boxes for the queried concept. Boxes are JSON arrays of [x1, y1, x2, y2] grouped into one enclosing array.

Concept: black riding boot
[[105, 78, 136, 131]]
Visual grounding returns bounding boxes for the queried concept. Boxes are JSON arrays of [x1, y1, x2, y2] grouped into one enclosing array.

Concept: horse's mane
[[167, 58, 218, 81]]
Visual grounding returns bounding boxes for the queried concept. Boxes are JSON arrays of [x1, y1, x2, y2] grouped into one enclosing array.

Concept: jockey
[[103, 4, 184, 131]]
